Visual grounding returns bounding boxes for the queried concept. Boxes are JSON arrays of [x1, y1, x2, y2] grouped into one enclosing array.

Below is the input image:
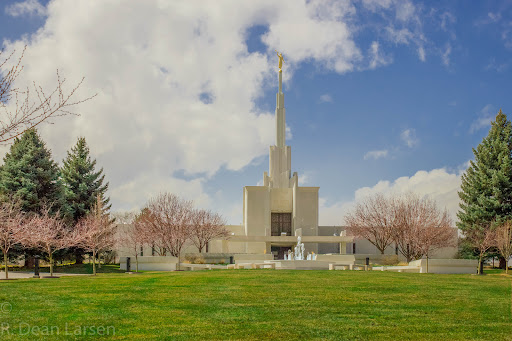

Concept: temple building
[[206, 53, 355, 259]]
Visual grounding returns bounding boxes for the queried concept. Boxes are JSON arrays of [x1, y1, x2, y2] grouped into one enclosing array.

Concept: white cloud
[[261, 1, 361, 73], [400, 128, 418, 147], [363, 149, 388, 160], [485, 58, 509, 72], [0, 1, 456, 219], [417, 46, 426, 62], [442, 43, 451, 66], [319, 94, 332, 103], [5, 0, 46, 17], [298, 173, 309, 185], [368, 41, 392, 69], [320, 166, 463, 225], [469, 104, 494, 133], [362, 0, 427, 62], [487, 12, 502, 23], [0, 1, 375, 214]]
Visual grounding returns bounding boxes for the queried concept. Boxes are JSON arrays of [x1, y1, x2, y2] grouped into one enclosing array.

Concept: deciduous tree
[[494, 220, 512, 274], [139, 193, 193, 269], [0, 46, 94, 143], [345, 193, 396, 254], [118, 212, 150, 272], [190, 209, 228, 253], [75, 195, 116, 275], [394, 193, 455, 264], [464, 222, 496, 275], [19, 208, 80, 277], [0, 201, 24, 279]]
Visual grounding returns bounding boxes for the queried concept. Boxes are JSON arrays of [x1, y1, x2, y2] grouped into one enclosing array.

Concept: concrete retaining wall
[[234, 254, 274, 263], [409, 259, 478, 274], [120, 256, 178, 271]]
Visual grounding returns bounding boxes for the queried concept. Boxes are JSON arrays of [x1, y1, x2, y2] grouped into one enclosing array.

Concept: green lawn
[[0, 270, 510, 340]]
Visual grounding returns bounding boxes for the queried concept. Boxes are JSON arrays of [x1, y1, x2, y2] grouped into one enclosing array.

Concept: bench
[[329, 263, 352, 270]]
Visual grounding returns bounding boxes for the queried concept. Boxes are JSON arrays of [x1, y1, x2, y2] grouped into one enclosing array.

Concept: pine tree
[[457, 109, 512, 272], [61, 137, 110, 223], [0, 129, 68, 216]]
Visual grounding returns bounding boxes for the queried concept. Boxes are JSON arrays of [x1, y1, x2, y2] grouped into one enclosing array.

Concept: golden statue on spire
[[275, 50, 284, 72]]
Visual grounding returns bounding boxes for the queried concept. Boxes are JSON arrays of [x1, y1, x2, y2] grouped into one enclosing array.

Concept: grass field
[[0, 269, 510, 340]]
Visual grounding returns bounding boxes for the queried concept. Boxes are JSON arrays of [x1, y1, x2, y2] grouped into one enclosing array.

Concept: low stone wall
[[409, 259, 478, 274], [234, 254, 274, 263], [267, 260, 332, 270], [119, 256, 178, 271], [315, 254, 356, 264], [184, 253, 234, 264]]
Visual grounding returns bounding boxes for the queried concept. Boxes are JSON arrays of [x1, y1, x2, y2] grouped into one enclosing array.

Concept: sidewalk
[[0, 271, 88, 279]]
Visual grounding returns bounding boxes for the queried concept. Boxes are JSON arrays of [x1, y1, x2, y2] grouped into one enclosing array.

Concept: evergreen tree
[[457, 110, 512, 271], [0, 129, 68, 216], [61, 137, 110, 223]]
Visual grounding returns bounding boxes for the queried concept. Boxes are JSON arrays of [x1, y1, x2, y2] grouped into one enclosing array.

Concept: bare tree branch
[[0, 46, 96, 143]]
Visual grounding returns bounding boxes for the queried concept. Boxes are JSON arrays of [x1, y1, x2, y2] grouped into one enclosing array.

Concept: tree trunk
[[49, 254, 54, 277], [25, 255, 35, 268], [75, 248, 84, 265], [206, 243, 209, 253], [426, 255, 429, 274], [3, 251, 8, 280], [498, 256, 506, 270], [478, 256, 484, 275], [135, 254, 138, 273], [92, 250, 97, 275]]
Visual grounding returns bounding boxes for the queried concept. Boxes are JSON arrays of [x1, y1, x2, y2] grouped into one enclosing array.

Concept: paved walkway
[[0, 271, 88, 279]]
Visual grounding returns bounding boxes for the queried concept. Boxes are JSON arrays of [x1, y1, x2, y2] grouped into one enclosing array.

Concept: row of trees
[[347, 110, 512, 274], [0, 195, 115, 279], [0, 129, 109, 264], [120, 193, 229, 272], [345, 193, 455, 270]]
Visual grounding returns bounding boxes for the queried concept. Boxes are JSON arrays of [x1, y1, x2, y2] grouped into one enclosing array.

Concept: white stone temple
[[204, 53, 355, 259]]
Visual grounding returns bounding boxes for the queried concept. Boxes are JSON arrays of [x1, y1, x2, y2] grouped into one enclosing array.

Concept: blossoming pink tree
[[0, 201, 24, 279], [394, 193, 455, 267], [118, 212, 152, 272], [344, 193, 396, 254], [138, 193, 193, 270], [190, 209, 228, 253], [75, 195, 116, 275], [494, 220, 512, 274], [20, 208, 81, 277]]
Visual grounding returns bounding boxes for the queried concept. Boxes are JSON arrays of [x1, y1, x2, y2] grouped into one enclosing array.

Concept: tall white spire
[[275, 51, 286, 148], [263, 51, 296, 189], [276, 70, 286, 147]]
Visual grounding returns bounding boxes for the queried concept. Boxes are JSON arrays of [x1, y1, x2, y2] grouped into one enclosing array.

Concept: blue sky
[[0, 0, 511, 225]]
